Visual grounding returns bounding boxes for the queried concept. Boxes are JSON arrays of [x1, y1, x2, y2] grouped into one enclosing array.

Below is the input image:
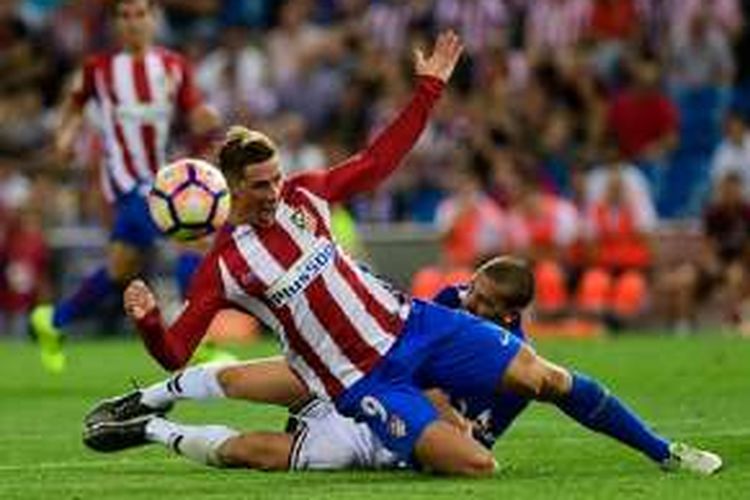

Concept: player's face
[[114, 0, 156, 52], [463, 274, 510, 324], [240, 160, 284, 227]]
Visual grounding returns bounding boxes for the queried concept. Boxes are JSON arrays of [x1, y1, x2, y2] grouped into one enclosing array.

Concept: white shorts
[[288, 399, 402, 471]]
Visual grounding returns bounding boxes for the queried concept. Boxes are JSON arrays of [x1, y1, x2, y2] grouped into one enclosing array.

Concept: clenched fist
[[124, 279, 157, 321]]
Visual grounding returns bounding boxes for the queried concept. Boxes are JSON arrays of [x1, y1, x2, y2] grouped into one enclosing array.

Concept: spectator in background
[[278, 29, 348, 130], [577, 165, 656, 329], [661, 172, 750, 332], [159, 0, 219, 44], [277, 113, 326, 175], [587, 0, 640, 84], [504, 166, 580, 317], [525, 0, 592, 60], [702, 172, 750, 328], [0, 203, 49, 338], [668, 0, 743, 45], [589, 0, 639, 43], [196, 24, 277, 124], [364, 0, 415, 55], [435, 151, 507, 269], [433, 0, 508, 55], [607, 54, 678, 209], [669, 7, 735, 90], [267, 0, 325, 89], [710, 111, 750, 198], [586, 140, 654, 213], [0, 0, 52, 154], [0, 161, 50, 338]]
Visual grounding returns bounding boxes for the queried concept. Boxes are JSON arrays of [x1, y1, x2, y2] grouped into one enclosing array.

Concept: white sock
[[140, 362, 236, 408], [145, 417, 239, 467]]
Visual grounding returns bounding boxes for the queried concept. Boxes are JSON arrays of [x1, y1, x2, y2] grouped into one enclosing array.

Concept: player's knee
[[218, 433, 288, 471], [503, 347, 545, 399], [215, 436, 243, 467], [506, 348, 571, 401], [415, 421, 496, 476], [538, 363, 572, 401], [215, 364, 244, 398]]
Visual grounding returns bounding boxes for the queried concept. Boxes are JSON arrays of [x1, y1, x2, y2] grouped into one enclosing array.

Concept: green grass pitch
[[1, 336, 749, 499]]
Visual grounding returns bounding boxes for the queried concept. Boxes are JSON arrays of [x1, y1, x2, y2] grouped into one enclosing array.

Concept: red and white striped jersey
[[71, 47, 203, 200], [133, 76, 445, 399], [217, 184, 409, 398]]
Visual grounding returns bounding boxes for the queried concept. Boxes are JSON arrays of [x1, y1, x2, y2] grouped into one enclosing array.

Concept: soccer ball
[[148, 158, 231, 241]]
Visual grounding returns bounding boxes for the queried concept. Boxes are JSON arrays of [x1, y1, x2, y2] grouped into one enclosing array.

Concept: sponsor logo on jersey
[[290, 206, 317, 233], [387, 414, 407, 439], [116, 102, 171, 123], [266, 240, 336, 308], [361, 395, 388, 423]]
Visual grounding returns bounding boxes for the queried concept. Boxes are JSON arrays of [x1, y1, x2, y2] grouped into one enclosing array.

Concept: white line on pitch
[[0, 458, 176, 472]]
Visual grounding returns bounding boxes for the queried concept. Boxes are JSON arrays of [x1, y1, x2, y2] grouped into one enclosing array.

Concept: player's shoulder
[[282, 173, 309, 195], [152, 46, 191, 67], [432, 284, 468, 309], [81, 52, 115, 70]]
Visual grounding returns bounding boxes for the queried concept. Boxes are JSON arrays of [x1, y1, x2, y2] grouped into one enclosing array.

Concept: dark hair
[[476, 256, 534, 310], [217, 126, 277, 185], [111, 0, 157, 14]]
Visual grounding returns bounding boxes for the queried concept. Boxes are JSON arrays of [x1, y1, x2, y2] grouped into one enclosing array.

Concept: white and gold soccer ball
[[148, 158, 231, 241]]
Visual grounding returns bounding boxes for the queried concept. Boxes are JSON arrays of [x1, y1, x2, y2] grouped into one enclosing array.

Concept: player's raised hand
[[124, 279, 157, 321], [414, 30, 464, 83]]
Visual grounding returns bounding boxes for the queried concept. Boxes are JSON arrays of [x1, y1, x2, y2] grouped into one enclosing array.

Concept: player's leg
[[336, 378, 496, 476], [414, 420, 496, 475], [216, 431, 293, 470], [84, 357, 309, 425], [174, 250, 202, 297], [414, 303, 720, 474], [30, 193, 156, 372], [84, 414, 293, 471], [500, 345, 721, 474]]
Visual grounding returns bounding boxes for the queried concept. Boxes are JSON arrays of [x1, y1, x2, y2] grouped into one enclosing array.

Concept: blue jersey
[[432, 284, 530, 449]]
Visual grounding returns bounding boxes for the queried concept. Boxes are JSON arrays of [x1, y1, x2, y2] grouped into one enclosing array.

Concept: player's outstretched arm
[[289, 31, 464, 203], [124, 279, 219, 371], [54, 70, 88, 164]]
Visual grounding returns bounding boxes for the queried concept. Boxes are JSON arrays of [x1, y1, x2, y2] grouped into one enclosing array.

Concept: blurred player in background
[[85, 257, 718, 475], [29, 0, 220, 373]]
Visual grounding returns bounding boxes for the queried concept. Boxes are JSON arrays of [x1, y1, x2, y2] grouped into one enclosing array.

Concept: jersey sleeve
[[134, 260, 229, 371], [432, 285, 466, 309], [70, 56, 98, 108], [176, 56, 203, 113], [285, 76, 444, 203]]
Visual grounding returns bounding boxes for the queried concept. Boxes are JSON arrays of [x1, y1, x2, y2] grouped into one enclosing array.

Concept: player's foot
[[29, 304, 66, 374], [662, 442, 723, 475], [83, 415, 153, 452], [84, 390, 173, 428], [191, 343, 238, 365]]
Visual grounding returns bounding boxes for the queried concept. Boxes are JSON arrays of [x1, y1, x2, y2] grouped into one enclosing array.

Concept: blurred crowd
[[3, 0, 750, 335]]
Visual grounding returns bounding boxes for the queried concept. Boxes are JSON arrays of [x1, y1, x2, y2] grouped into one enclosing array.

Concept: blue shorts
[[110, 191, 161, 249], [334, 299, 523, 460]]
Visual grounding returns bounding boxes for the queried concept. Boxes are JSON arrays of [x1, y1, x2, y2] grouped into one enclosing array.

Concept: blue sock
[[175, 252, 202, 299], [556, 372, 671, 463], [53, 267, 120, 329]]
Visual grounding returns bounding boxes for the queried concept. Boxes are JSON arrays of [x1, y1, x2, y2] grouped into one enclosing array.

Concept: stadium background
[[4, 0, 750, 337], [1, 1, 750, 498]]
